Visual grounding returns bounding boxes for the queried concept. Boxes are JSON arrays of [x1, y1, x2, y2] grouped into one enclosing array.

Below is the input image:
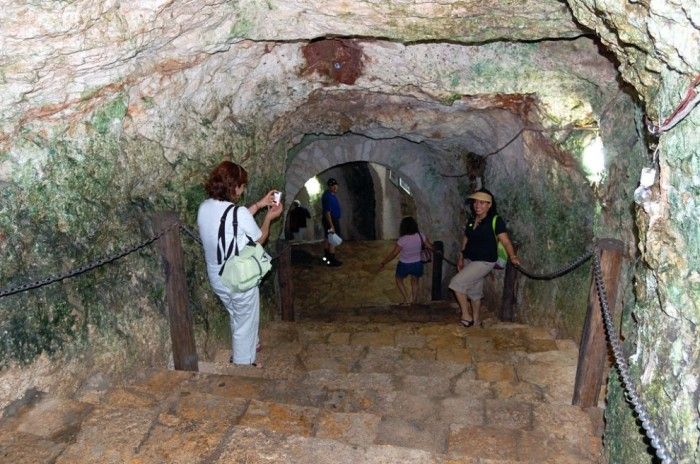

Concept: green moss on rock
[[605, 371, 657, 462], [91, 95, 128, 135]]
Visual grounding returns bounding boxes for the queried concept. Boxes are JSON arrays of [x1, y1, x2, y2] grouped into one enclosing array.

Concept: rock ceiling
[[0, 0, 613, 157]]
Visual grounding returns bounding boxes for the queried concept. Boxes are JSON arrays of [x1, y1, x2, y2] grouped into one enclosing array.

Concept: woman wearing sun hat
[[449, 188, 520, 327]]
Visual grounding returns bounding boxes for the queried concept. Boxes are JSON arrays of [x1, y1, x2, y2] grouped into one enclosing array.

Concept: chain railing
[[438, 248, 592, 280], [592, 253, 672, 464], [179, 223, 203, 246], [0, 221, 180, 299], [513, 250, 593, 280], [0, 220, 292, 300]]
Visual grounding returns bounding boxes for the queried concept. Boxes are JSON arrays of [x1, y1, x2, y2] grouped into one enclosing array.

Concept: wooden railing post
[[277, 240, 295, 321], [431, 241, 444, 301], [499, 242, 520, 321], [572, 238, 624, 407], [153, 212, 198, 372]]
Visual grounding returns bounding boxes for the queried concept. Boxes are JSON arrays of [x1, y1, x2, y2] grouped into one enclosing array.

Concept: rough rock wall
[[485, 128, 596, 339], [567, 1, 700, 462]]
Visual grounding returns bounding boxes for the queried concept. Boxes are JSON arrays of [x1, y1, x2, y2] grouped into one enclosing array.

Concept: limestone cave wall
[[566, 1, 700, 462]]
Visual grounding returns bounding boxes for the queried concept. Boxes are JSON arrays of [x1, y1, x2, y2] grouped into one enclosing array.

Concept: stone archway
[[284, 134, 462, 248]]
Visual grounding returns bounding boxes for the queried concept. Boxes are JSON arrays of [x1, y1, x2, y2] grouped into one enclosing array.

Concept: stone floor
[[290, 240, 432, 317], [0, 240, 605, 463]]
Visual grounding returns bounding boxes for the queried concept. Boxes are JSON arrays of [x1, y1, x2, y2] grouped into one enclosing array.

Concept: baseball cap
[[327, 178, 338, 187]]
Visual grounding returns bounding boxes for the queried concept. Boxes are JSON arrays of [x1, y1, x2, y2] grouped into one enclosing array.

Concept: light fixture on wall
[[387, 169, 412, 195], [304, 177, 322, 196]]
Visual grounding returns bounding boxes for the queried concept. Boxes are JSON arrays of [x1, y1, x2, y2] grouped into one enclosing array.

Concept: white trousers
[[448, 259, 495, 301], [207, 266, 260, 364]]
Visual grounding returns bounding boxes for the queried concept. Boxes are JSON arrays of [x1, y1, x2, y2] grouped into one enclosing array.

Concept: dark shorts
[[322, 217, 341, 238], [395, 261, 424, 278]]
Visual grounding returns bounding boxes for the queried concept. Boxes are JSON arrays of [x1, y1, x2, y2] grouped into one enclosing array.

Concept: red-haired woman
[[197, 161, 282, 367]]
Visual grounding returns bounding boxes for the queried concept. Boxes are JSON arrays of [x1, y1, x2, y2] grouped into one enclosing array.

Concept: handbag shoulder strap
[[217, 204, 236, 266], [415, 225, 426, 248], [232, 206, 258, 257], [232, 206, 241, 257]]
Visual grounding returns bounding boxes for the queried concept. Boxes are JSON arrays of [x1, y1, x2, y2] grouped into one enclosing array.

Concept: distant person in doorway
[[321, 178, 343, 267], [197, 161, 283, 367], [449, 188, 520, 328], [378, 216, 433, 305], [286, 199, 311, 241]]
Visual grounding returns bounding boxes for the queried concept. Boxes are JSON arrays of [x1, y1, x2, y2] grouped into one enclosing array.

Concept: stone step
[[215, 425, 450, 464], [221, 320, 580, 407], [259, 320, 572, 360], [297, 302, 462, 323], [201, 352, 575, 406], [0, 359, 601, 464], [0, 310, 599, 464], [100, 380, 603, 459], [128, 370, 602, 449], [216, 425, 600, 463]]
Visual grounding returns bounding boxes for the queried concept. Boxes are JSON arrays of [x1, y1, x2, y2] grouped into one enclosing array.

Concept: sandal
[[460, 319, 475, 327]]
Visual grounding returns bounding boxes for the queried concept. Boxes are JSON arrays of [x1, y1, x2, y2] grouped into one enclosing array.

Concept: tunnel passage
[[281, 90, 596, 309], [1, 2, 697, 460], [284, 134, 458, 244], [281, 93, 545, 250]]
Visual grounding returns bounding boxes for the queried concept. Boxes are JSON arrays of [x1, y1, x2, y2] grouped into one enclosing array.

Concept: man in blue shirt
[[321, 178, 342, 267]]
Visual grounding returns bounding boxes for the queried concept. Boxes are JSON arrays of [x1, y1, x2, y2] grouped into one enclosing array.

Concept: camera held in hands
[[272, 191, 282, 205]]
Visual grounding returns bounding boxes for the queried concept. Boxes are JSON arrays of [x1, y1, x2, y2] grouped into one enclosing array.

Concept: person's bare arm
[[497, 232, 521, 266], [378, 244, 402, 271], [256, 203, 283, 245], [324, 210, 335, 231], [248, 190, 276, 215]]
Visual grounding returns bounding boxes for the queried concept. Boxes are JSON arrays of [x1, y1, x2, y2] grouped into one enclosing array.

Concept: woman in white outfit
[[197, 161, 282, 367]]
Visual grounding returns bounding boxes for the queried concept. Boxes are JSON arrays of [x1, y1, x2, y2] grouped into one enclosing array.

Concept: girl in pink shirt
[[378, 216, 433, 305]]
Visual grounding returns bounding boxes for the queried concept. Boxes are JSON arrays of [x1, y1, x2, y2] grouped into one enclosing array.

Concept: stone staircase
[[0, 305, 604, 463]]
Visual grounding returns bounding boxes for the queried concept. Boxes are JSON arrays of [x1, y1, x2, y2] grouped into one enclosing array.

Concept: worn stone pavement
[[290, 240, 412, 316], [0, 241, 604, 463]]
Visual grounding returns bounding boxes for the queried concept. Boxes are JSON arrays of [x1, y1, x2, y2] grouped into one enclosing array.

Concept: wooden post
[[153, 212, 198, 372], [572, 238, 624, 407], [499, 243, 520, 321], [431, 241, 444, 301], [277, 240, 295, 321]]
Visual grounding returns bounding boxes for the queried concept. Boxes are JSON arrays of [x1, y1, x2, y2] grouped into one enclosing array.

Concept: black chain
[[592, 253, 672, 463], [514, 250, 593, 280], [435, 250, 458, 268], [0, 220, 295, 300], [437, 249, 593, 280], [0, 221, 180, 298], [179, 224, 202, 246]]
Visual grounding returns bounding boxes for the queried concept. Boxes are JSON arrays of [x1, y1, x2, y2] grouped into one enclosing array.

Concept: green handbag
[[492, 215, 508, 269], [217, 205, 272, 293]]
